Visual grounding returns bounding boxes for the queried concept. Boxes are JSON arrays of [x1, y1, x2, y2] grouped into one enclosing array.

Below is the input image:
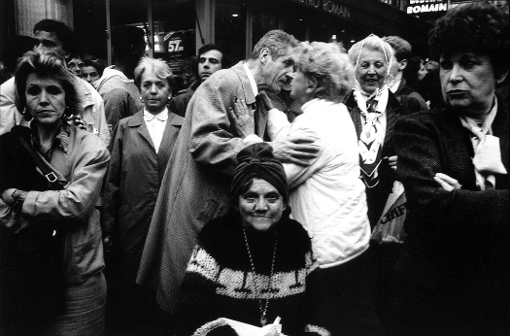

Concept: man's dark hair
[[111, 25, 146, 61], [33, 19, 76, 56], [197, 44, 231, 68], [382, 36, 412, 62], [82, 57, 108, 77]]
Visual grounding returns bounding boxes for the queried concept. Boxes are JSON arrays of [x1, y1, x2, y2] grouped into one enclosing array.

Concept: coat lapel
[[158, 112, 184, 164], [384, 92, 402, 149], [231, 62, 268, 138], [493, 95, 509, 186], [128, 111, 155, 150]]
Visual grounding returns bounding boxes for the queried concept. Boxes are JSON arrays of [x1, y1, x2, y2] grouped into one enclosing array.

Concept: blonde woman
[[267, 41, 384, 336]]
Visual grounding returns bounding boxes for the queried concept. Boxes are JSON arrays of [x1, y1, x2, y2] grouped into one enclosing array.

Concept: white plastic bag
[[371, 181, 407, 244]]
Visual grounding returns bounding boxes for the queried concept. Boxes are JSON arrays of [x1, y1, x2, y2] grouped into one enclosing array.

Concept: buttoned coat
[[343, 90, 404, 227], [137, 62, 269, 313], [103, 110, 183, 282]]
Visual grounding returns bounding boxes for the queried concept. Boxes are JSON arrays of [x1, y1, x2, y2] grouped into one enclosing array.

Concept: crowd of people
[[0, 2, 508, 336]]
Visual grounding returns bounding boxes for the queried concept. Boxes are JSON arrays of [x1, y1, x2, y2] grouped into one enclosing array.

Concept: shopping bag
[[371, 180, 407, 244]]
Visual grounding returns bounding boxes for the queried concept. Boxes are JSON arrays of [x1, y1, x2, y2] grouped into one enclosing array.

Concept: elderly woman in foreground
[[0, 50, 109, 335], [391, 2, 509, 336], [175, 143, 326, 336], [268, 41, 384, 336]]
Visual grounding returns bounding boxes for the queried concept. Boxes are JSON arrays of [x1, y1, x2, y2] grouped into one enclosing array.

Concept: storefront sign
[[288, 0, 351, 19], [407, 0, 448, 14]]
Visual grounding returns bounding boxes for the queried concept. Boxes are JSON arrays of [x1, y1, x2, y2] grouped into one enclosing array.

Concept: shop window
[[215, 0, 246, 63]]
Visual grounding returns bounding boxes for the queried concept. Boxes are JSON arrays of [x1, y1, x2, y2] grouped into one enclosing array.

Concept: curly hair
[[134, 57, 175, 90], [294, 41, 355, 103], [15, 49, 80, 118], [429, 1, 509, 77], [249, 30, 299, 60]]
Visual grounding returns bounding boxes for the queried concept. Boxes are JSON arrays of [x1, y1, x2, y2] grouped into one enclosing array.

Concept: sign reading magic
[[289, 0, 351, 19], [407, 0, 448, 15]]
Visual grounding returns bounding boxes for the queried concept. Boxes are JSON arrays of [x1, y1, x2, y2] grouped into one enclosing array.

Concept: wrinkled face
[[140, 68, 172, 114], [34, 30, 67, 57], [68, 57, 83, 76], [198, 49, 223, 82], [260, 48, 295, 93], [355, 48, 388, 94], [440, 52, 498, 116], [238, 178, 286, 231], [81, 66, 101, 84], [289, 70, 312, 106], [26, 73, 66, 126]]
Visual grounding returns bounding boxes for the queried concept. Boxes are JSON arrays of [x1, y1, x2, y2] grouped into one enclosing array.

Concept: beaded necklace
[[242, 226, 277, 326]]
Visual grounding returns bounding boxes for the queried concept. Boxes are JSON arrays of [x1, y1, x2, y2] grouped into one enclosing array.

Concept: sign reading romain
[[407, 0, 448, 15], [288, 0, 351, 19]]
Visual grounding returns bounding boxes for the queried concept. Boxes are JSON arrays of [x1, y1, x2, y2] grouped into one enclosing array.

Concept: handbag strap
[[14, 133, 67, 190]]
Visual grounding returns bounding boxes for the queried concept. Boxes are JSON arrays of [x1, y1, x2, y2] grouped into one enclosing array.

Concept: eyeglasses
[[68, 61, 85, 68]]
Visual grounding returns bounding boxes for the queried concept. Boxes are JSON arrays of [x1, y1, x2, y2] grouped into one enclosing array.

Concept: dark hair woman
[[175, 143, 326, 336], [0, 50, 110, 335], [391, 2, 509, 336]]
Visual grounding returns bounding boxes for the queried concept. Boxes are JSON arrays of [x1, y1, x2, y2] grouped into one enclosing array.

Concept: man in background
[[170, 44, 229, 117], [95, 25, 146, 131], [0, 19, 109, 144]]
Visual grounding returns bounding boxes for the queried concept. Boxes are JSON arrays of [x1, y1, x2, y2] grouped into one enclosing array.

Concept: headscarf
[[231, 143, 288, 202]]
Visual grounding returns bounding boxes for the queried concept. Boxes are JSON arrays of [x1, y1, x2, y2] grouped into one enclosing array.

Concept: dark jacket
[[393, 96, 509, 288], [343, 90, 404, 227]]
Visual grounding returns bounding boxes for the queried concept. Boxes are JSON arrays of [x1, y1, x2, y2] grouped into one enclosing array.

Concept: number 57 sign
[[168, 39, 184, 53]]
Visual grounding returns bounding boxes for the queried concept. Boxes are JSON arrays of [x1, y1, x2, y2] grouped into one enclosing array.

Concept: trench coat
[[137, 62, 269, 313], [103, 110, 184, 282]]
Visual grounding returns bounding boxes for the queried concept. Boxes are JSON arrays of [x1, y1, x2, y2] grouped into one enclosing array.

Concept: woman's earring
[[140, 97, 144, 103]]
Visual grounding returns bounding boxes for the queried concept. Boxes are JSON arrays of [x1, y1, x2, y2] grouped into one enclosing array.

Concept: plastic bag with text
[[371, 181, 407, 244]]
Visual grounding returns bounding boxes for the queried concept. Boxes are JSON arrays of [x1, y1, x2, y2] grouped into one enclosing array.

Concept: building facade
[[10, 0, 500, 81]]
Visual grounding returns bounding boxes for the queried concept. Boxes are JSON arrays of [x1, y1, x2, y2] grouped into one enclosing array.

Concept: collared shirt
[[390, 80, 401, 94], [243, 62, 258, 97], [143, 108, 168, 153]]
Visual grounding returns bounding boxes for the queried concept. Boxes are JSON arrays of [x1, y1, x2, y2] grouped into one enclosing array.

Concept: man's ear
[[399, 59, 408, 71], [496, 68, 508, 85], [306, 76, 318, 94], [259, 48, 270, 65]]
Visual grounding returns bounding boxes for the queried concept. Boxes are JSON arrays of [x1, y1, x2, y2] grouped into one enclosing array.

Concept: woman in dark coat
[[103, 57, 184, 335], [391, 3, 509, 335]]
